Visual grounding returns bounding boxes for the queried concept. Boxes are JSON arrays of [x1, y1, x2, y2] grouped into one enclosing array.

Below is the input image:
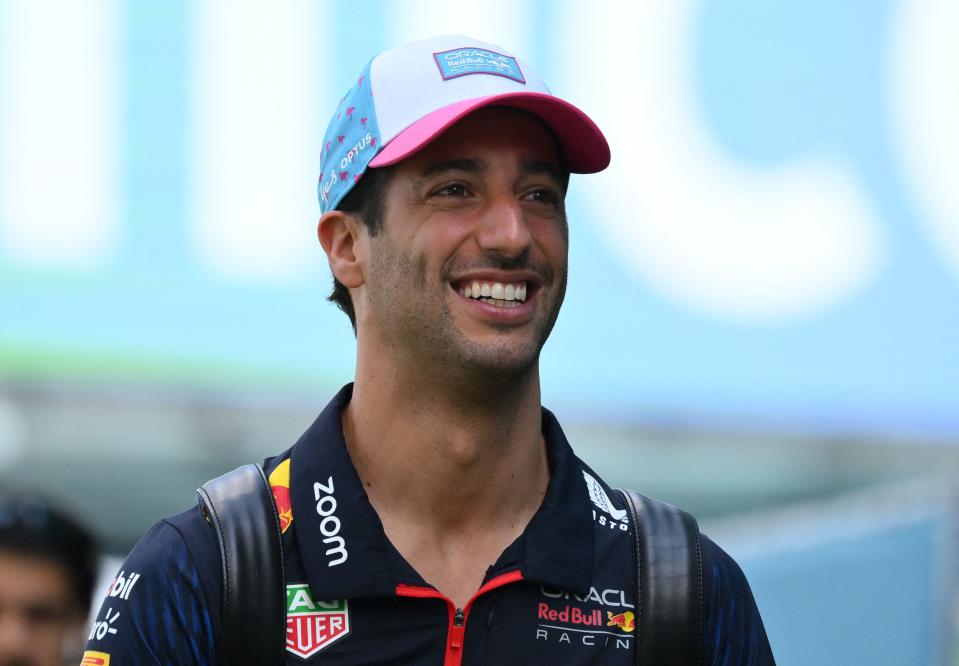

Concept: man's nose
[[475, 194, 532, 259]]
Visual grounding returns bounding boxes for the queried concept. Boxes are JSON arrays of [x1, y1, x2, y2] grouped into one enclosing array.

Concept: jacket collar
[[287, 384, 595, 600]]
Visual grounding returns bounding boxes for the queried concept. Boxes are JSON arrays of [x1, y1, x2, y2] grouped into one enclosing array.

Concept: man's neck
[[345, 356, 548, 534], [344, 333, 552, 606]]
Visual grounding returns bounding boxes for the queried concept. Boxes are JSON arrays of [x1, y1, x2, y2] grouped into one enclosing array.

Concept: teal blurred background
[[1, 0, 957, 663]]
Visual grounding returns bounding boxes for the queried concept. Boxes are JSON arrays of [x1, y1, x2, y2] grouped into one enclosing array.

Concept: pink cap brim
[[368, 92, 610, 173]]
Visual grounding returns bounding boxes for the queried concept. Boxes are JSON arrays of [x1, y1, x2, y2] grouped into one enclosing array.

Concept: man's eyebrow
[[414, 157, 567, 188], [522, 159, 566, 186], [417, 158, 486, 180]]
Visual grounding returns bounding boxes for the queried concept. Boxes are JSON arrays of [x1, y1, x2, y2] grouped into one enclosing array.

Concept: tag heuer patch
[[285, 583, 350, 658]]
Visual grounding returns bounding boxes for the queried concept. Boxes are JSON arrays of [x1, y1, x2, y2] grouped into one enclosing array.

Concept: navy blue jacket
[[85, 385, 774, 664]]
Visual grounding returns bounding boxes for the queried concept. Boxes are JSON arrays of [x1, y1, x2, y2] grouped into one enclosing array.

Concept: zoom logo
[[313, 476, 348, 567]]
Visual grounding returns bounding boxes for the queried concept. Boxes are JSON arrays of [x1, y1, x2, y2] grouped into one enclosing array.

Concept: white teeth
[[459, 280, 529, 303], [479, 298, 521, 308]]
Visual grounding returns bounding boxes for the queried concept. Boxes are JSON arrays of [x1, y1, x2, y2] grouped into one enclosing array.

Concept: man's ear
[[318, 210, 366, 288]]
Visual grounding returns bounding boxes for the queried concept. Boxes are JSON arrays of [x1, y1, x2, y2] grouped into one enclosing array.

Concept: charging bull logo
[[269, 459, 293, 533], [606, 610, 635, 633]]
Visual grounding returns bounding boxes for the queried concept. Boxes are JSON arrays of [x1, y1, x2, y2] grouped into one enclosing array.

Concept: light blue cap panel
[[318, 59, 382, 214]]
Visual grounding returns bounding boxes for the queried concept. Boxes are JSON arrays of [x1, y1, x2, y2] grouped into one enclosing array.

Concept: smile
[[458, 281, 527, 309]]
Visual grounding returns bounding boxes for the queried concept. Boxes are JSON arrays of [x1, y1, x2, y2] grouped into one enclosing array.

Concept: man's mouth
[[454, 280, 528, 309]]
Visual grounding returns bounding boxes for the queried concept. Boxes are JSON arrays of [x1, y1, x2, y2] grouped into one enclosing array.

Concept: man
[[0, 491, 98, 666], [86, 35, 774, 664]]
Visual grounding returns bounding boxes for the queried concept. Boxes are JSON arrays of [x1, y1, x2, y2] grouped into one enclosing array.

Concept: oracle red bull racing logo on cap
[[433, 46, 525, 83], [285, 583, 350, 658]]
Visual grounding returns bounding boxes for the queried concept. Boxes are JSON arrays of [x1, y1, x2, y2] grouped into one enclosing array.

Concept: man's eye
[[432, 184, 469, 198], [526, 189, 561, 206]]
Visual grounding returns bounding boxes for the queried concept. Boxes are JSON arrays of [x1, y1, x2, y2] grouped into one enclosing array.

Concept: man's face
[[0, 550, 85, 666], [362, 107, 569, 380]]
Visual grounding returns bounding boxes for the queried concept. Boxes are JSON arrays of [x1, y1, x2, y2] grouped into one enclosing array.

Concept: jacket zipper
[[447, 606, 466, 665], [396, 570, 523, 666]]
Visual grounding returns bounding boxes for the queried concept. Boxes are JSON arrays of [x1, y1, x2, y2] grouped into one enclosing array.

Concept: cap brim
[[368, 92, 610, 173]]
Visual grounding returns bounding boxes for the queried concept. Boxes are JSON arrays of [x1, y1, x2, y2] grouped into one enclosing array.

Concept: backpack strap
[[618, 489, 705, 666], [197, 464, 286, 665]]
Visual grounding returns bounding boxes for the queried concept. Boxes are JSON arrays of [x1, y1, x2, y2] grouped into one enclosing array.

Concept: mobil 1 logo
[[107, 570, 140, 601]]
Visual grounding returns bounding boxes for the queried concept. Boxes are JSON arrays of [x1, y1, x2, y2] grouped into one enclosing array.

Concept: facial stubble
[[366, 233, 566, 389]]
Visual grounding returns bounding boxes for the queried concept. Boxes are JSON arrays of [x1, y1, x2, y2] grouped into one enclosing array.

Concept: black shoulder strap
[[197, 464, 286, 665], [618, 489, 704, 666]]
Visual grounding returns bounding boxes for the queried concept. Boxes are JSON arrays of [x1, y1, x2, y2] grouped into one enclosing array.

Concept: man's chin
[[452, 338, 543, 381]]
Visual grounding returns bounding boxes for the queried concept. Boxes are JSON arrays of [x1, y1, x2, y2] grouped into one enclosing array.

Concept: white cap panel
[[370, 34, 549, 144]]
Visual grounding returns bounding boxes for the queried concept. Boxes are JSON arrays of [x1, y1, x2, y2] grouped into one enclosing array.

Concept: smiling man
[[86, 35, 774, 664]]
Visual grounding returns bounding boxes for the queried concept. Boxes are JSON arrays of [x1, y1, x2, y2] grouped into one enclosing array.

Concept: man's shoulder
[[109, 504, 214, 571], [122, 504, 223, 611], [575, 462, 775, 665], [84, 506, 221, 661], [113, 461, 286, 608], [173, 455, 293, 585], [117, 501, 224, 618], [699, 533, 776, 664], [161, 503, 222, 578], [700, 532, 747, 586]]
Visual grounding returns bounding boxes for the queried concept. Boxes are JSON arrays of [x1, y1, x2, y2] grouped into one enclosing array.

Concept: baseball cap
[[318, 34, 610, 213]]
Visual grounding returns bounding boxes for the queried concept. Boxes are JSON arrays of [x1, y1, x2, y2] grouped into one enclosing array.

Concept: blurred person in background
[[0, 491, 97, 666]]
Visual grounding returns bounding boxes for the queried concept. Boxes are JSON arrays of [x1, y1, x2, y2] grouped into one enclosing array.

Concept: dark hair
[[327, 166, 394, 333], [0, 491, 99, 612]]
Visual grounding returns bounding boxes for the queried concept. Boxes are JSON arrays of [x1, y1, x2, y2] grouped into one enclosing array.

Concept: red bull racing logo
[[285, 583, 350, 658], [536, 585, 634, 652]]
